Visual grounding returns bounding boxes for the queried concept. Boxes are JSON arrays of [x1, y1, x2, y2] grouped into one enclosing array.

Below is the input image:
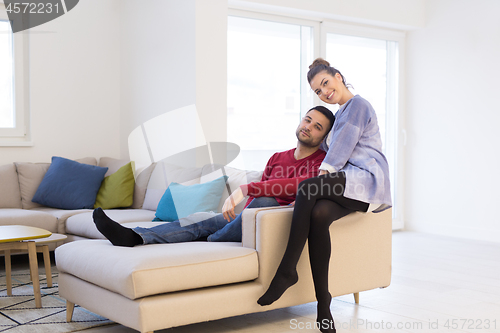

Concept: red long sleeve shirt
[[240, 148, 326, 207]]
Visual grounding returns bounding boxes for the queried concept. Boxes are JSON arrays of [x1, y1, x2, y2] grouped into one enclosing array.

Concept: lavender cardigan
[[320, 95, 392, 212]]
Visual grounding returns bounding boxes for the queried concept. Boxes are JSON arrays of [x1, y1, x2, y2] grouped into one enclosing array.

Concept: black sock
[[93, 208, 142, 247]]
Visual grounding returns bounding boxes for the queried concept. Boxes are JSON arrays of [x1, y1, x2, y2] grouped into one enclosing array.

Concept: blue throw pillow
[[32, 156, 108, 209], [155, 175, 228, 222]]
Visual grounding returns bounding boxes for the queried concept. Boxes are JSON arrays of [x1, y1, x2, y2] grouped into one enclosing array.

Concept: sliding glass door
[[227, 12, 405, 229]]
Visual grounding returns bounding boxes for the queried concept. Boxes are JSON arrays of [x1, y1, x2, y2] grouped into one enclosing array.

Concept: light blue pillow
[[155, 175, 228, 222], [32, 156, 108, 209]]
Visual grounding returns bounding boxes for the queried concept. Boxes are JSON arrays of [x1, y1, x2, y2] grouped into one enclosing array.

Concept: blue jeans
[[134, 197, 280, 244]]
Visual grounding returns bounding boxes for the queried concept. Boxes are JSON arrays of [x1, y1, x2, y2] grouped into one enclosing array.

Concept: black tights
[[258, 172, 368, 332]]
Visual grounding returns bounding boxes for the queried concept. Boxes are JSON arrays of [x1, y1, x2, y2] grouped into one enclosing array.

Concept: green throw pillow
[[94, 162, 135, 209]]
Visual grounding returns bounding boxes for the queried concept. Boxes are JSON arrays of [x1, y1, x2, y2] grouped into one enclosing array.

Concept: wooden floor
[[3, 231, 500, 332]]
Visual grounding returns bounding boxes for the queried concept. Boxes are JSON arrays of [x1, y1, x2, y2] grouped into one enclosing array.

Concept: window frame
[[0, 4, 31, 145]]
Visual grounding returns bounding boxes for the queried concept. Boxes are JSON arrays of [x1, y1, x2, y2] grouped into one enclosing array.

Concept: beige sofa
[[1, 157, 392, 333]]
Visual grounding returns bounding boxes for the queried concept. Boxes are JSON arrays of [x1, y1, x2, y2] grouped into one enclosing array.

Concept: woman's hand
[[222, 187, 245, 222], [319, 169, 329, 176]]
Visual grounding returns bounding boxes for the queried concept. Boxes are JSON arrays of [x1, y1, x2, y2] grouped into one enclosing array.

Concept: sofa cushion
[[31, 207, 91, 234], [0, 209, 58, 233], [155, 175, 228, 222], [94, 162, 135, 209], [142, 163, 202, 211], [56, 240, 259, 300], [65, 209, 157, 239], [0, 164, 22, 209], [98, 157, 155, 210], [15, 162, 50, 210], [98, 157, 130, 177], [15, 157, 97, 210], [201, 165, 263, 215], [32, 157, 108, 210], [131, 163, 155, 209]]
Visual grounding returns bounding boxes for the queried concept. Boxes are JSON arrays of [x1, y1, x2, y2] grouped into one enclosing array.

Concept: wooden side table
[[24, 233, 67, 288], [0, 225, 52, 308]]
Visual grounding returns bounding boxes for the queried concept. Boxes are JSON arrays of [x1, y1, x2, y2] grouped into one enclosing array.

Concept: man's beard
[[296, 129, 320, 148]]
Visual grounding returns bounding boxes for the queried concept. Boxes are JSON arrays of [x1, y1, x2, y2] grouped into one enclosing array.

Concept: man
[[93, 106, 335, 246]]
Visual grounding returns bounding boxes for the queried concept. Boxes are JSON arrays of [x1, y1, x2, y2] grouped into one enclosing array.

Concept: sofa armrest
[[241, 206, 292, 249]]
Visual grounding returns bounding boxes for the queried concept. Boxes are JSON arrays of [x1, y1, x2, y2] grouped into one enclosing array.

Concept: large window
[[227, 13, 317, 171], [0, 5, 29, 144], [227, 12, 405, 229]]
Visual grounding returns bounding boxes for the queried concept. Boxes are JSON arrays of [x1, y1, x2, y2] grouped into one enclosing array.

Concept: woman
[[257, 58, 392, 333]]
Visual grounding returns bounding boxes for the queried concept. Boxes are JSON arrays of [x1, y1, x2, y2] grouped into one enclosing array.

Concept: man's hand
[[222, 187, 245, 222], [319, 169, 329, 176]]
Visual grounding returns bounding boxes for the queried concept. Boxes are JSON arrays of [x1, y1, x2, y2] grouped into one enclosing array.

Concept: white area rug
[[0, 268, 113, 332]]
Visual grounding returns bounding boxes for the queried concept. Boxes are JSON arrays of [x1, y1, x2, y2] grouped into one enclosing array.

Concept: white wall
[[195, 0, 227, 144], [405, 0, 500, 242], [0, 0, 121, 165], [1, 0, 228, 166], [119, 0, 228, 159], [119, 0, 196, 158]]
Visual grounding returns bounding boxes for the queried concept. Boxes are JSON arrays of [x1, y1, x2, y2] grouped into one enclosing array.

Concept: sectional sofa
[[0, 157, 392, 333]]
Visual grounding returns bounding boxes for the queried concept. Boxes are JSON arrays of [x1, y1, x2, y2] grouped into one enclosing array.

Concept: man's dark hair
[[306, 106, 335, 133]]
